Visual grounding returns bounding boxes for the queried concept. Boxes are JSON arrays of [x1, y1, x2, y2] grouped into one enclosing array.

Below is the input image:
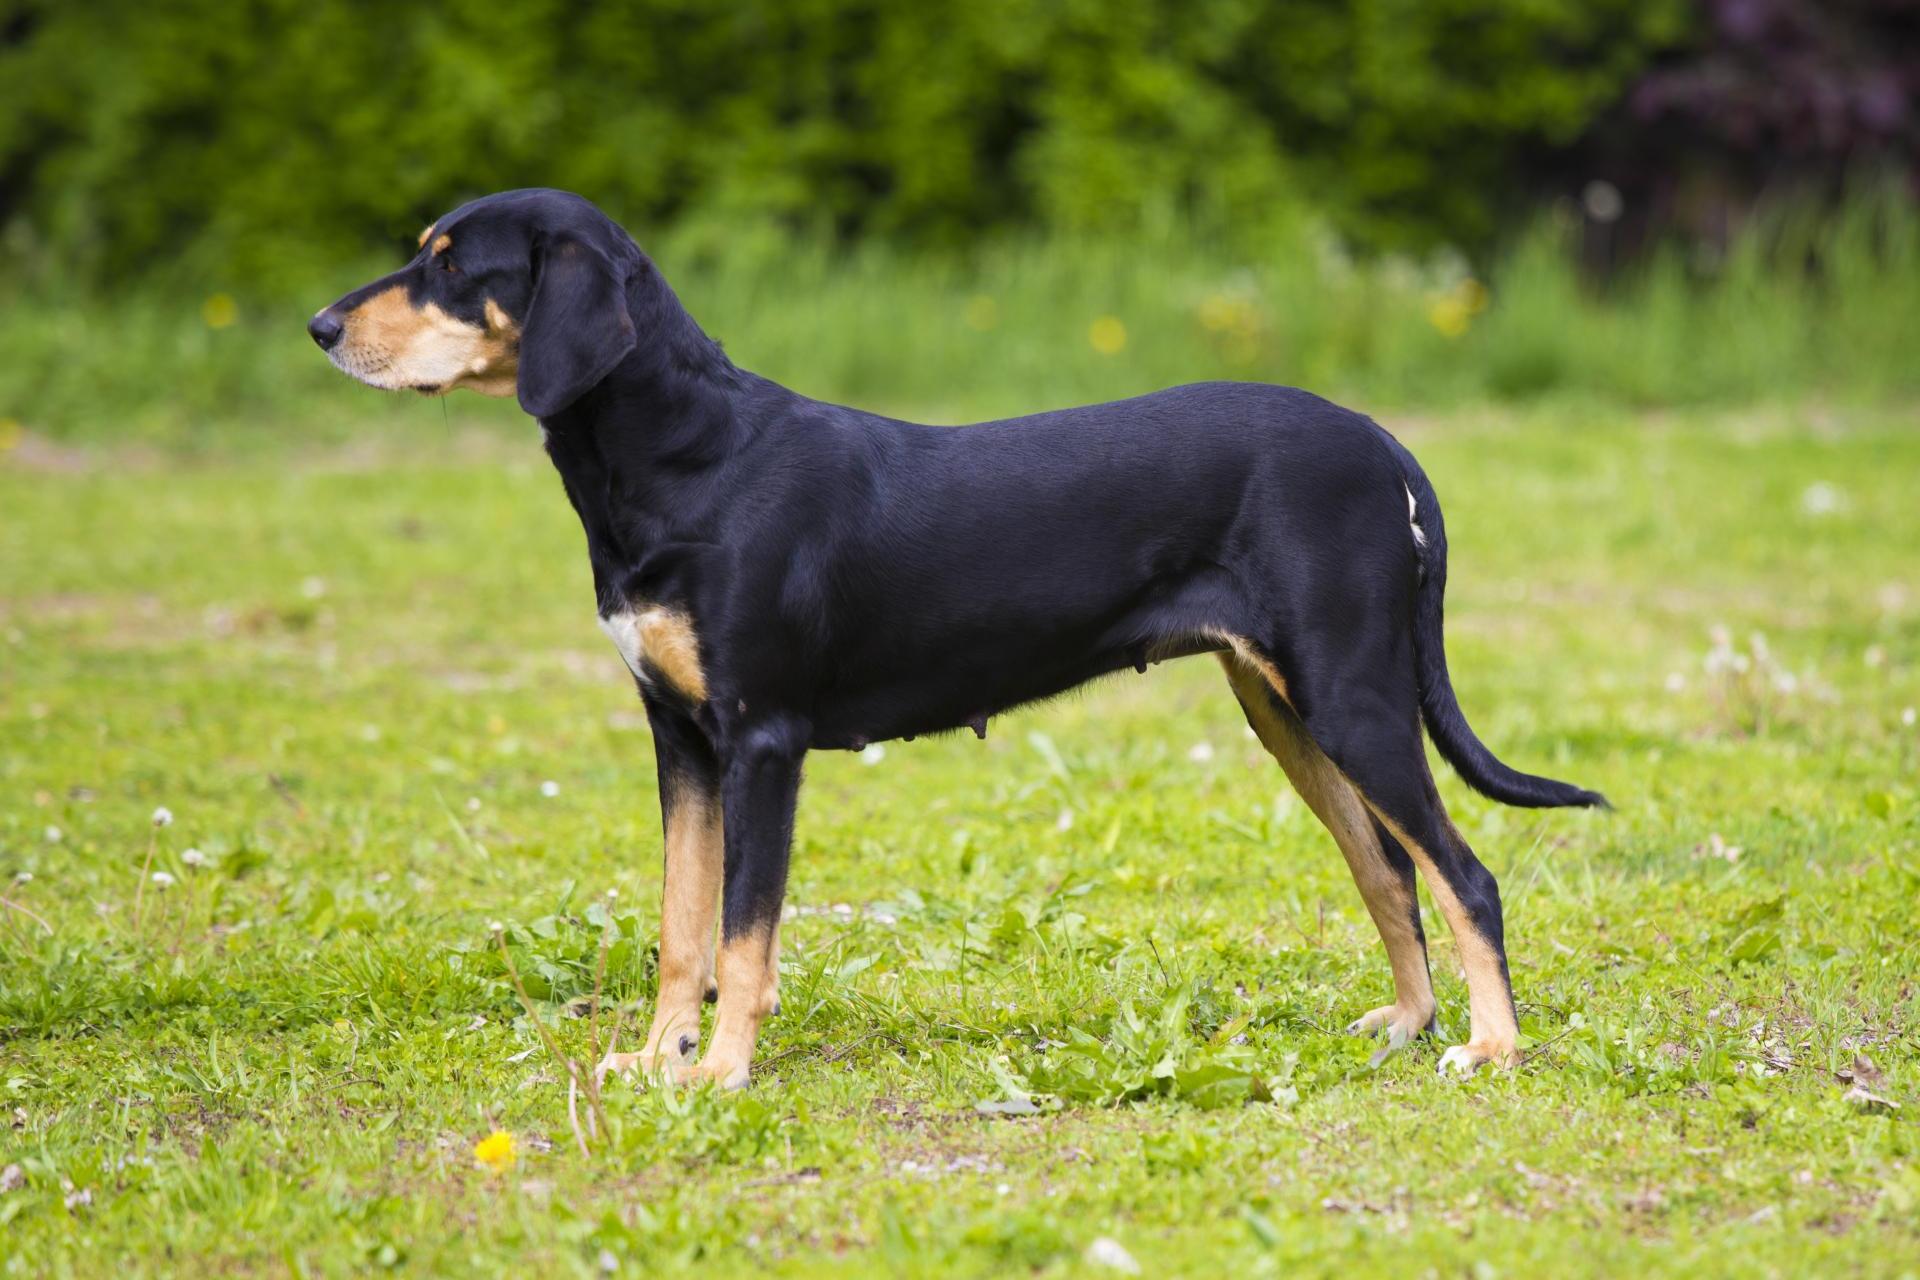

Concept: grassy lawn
[[2, 402, 1917, 1276]]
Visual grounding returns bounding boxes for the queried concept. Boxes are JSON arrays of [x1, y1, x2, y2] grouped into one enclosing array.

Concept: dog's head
[[309, 189, 638, 418]]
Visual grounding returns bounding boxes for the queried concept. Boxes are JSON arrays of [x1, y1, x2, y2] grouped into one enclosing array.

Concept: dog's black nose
[[307, 311, 344, 351]]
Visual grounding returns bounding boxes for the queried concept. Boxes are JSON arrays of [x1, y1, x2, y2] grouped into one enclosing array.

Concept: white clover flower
[[465, 796, 482, 812], [13, 872, 31, 885], [1664, 672, 1686, 693], [1903, 707, 1917, 728], [1085, 1237, 1141, 1275], [539, 780, 560, 798], [300, 576, 328, 599], [860, 743, 886, 765], [1188, 741, 1215, 762], [150, 870, 176, 888], [44, 826, 61, 843], [1799, 482, 1842, 516], [181, 848, 206, 867], [151, 807, 173, 828]]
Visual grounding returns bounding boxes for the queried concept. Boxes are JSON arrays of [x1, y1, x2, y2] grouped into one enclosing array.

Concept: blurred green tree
[[0, 0, 1690, 289]]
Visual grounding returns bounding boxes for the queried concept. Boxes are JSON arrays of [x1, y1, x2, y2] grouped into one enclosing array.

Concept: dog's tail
[[1399, 456, 1609, 810]]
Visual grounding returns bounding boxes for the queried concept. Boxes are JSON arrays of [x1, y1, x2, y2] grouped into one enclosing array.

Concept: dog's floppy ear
[[517, 236, 637, 418]]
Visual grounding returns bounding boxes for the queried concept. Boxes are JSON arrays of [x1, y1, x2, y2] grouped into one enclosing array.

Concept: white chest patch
[[599, 610, 648, 681], [598, 605, 709, 702]]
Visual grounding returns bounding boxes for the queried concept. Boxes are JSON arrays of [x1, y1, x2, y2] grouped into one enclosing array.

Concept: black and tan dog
[[310, 189, 1606, 1088]]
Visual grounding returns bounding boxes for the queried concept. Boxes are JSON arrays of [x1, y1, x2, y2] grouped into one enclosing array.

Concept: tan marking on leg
[[633, 608, 708, 703], [643, 781, 722, 1069], [1366, 809, 1519, 1072], [599, 779, 722, 1082], [1221, 657, 1434, 1053], [682, 923, 778, 1089], [430, 232, 452, 255], [1203, 629, 1290, 703]]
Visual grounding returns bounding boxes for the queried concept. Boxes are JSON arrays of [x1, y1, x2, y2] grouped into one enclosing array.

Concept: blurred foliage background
[[0, 0, 1916, 445]]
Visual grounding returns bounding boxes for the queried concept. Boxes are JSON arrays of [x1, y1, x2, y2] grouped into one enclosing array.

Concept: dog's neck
[[536, 258, 768, 613]]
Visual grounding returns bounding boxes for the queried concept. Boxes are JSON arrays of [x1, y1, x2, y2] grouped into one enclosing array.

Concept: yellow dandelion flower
[[1089, 315, 1127, 355], [1197, 295, 1235, 332], [963, 294, 999, 332], [1426, 295, 1471, 339], [202, 293, 239, 330], [473, 1130, 517, 1173]]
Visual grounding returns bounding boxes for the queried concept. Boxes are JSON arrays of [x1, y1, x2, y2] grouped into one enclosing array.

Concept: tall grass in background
[[1, 189, 1914, 453]]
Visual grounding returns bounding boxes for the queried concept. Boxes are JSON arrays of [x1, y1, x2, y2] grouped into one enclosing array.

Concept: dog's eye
[[439, 256, 459, 274]]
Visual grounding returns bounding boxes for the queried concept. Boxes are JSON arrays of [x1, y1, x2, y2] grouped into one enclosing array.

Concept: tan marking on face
[[326, 285, 519, 397], [635, 777, 722, 1071], [418, 224, 435, 248], [430, 232, 452, 255], [1222, 656, 1434, 1037], [690, 923, 779, 1088], [1367, 808, 1519, 1067]]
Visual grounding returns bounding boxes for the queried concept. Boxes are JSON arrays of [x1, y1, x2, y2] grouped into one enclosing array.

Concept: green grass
[[5, 191, 1920, 455], [3, 398, 1917, 1276]]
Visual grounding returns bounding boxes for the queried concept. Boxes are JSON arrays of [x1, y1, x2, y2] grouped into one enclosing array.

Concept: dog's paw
[[675, 1056, 751, 1091], [1436, 1040, 1517, 1076], [1345, 1003, 1435, 1065], [596, 1036, 699, 1087]]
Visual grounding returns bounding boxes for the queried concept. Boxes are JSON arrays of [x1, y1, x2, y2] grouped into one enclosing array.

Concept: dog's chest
[[598, 606, 708, 703]]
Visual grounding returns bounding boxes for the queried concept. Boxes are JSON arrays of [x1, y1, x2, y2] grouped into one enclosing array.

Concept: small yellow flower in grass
[[202, 293, 238, 330], [1088, 315, 1127, 355], [473, 1130, 517, 1173], [1426, 295, 1471, 339]]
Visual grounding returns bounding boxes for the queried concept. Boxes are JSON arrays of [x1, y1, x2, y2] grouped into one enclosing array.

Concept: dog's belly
[[808, 650, 1131, 748], [806, 603, 1236, 750]]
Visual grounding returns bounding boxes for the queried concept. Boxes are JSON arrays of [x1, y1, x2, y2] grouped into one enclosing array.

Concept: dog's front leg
[[679, 716, 807, 1090], [602, 698, 721, 1082]]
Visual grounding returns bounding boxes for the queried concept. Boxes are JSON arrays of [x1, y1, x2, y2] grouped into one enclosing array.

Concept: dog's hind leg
[[1220, 655, 1437, 1062], [1281, 641, 1522, 1075]]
